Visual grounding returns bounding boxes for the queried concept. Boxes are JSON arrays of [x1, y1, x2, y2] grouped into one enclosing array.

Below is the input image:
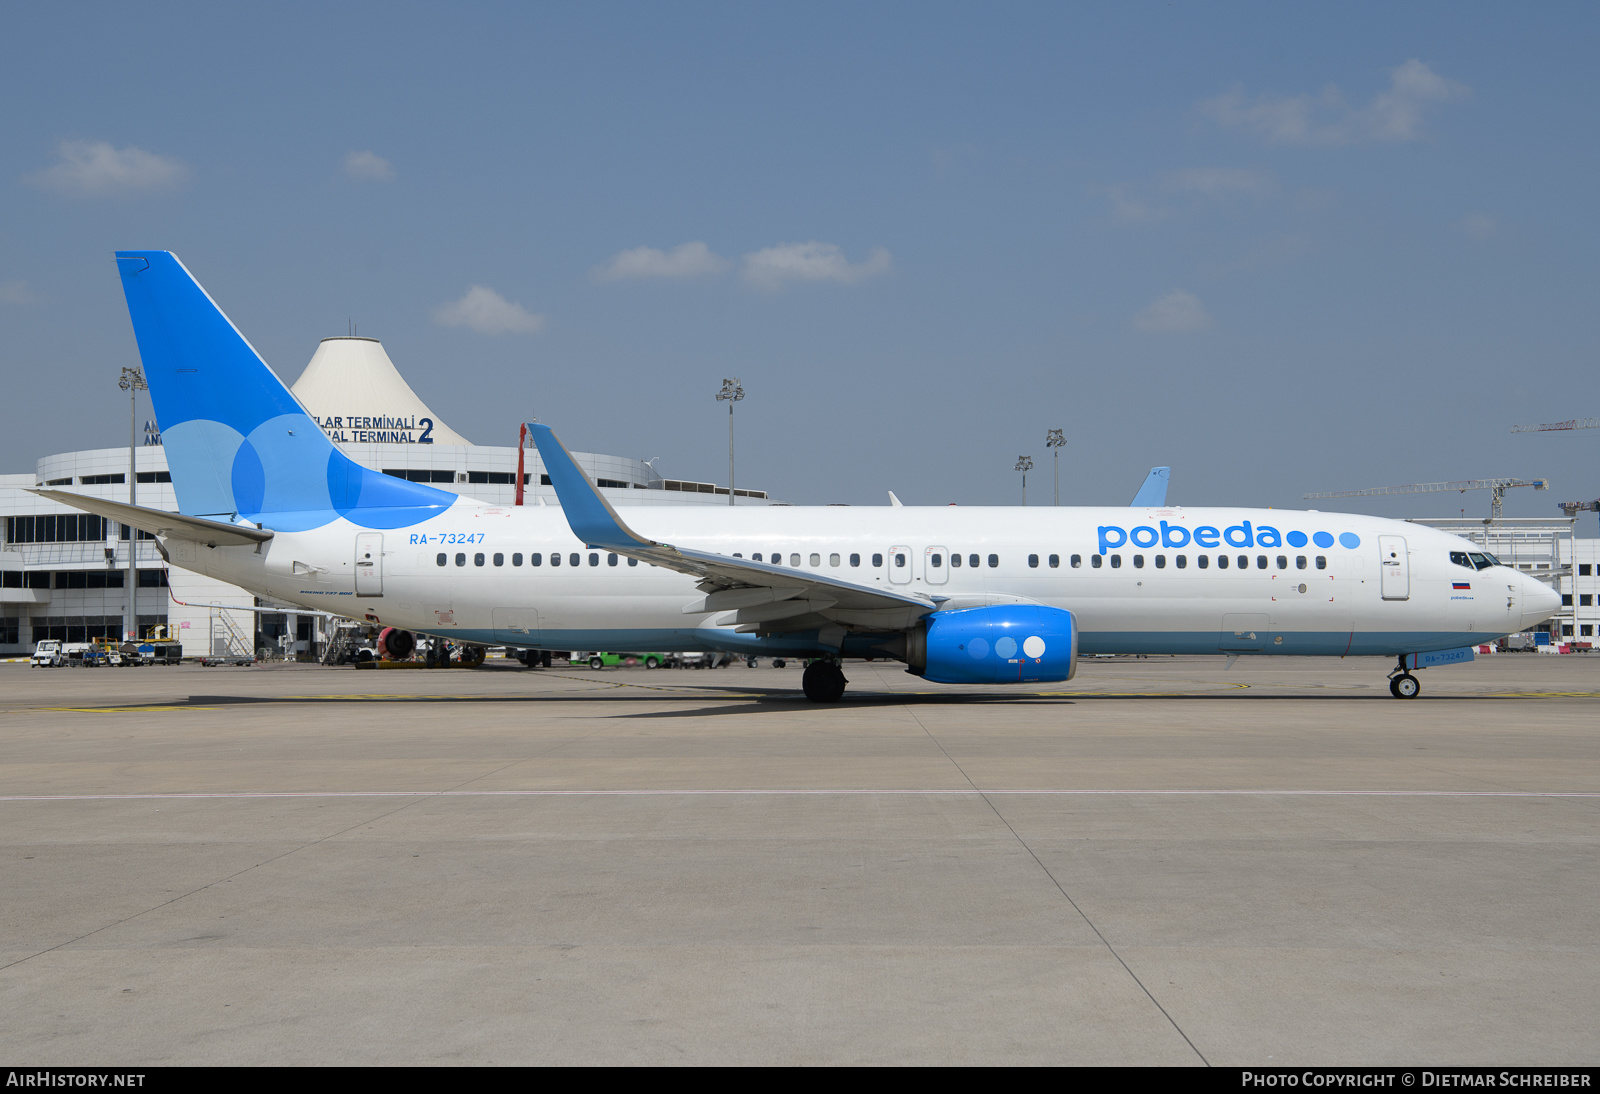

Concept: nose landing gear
[[1388, 655, 1421, 699], [802, 658, 848, 702]]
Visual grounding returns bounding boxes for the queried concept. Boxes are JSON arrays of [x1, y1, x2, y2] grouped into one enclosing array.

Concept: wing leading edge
[[529, 424, 936, 634]]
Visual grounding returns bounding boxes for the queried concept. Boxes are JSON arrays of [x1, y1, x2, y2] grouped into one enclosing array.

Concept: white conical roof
[[289, 336, 471, 446]]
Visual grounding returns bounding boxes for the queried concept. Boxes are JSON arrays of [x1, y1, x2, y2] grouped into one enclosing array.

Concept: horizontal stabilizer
[[1131, 466, 1171, 507], [30, 489, 273, 547]]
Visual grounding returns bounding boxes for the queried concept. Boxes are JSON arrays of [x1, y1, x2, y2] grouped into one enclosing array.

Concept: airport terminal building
[[0, 337, 770, 659]]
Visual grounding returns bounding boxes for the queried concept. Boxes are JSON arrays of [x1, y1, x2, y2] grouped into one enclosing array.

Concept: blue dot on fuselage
[[1312, 531, 1335, 549], [1339, 532, 1361, 549], [1286, 531, 1308, 548]]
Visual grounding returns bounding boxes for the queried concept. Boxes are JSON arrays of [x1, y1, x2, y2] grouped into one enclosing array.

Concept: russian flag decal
[[1453, 582, 1471, 590]]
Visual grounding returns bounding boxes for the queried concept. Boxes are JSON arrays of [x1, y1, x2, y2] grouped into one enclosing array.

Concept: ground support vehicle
[[30, 640, 64, 667]]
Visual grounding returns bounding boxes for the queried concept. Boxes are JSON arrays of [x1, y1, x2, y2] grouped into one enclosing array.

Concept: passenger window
[[530, 553, 542, 567], [1133, 555, 1144, 569], [1217, 555, 1228, 569], [894, 552, 906, 568], [1071, 554, 1082, 568], [850, 553, 860, 567], [455, 553, 466, 567], [872, 553, 883, 567], [1110, 555, 1121, 569], [1296, 556, 1306, 569], [436, 553, 447, 567], [830, 553, 840, 567], [1049, 554, 1059, 568], [1276, 556, 1287, 570], [752, 553, 762, 562], [987, 554, 999, 568], [1176, 555, 1186, 569], [608, 553, 618, 566], [733, 553, 742, 558], [969, 554, 980, 568], [1155, 555, 1166, 569], [569, 553, 580, 567], [1316, 556, 1327, 569], [588, 553, 599, 566], [493, 553, 504, 567], [474, 553, 485, 567], [930, 554, 943, 568], [1028, 554, 1039, 568], [628, 558, 638, 567], [950, 553, 962, 568], [771, 549, 782, 563], [790, 553, 801, 567], [807, 553, 819, 567], [1256, 555, 1267, 569], [1197, 555, 1208, 569], [550, 553, 560, 567], [512, 553, 523, 567], [1239, 555, 1250, 569]]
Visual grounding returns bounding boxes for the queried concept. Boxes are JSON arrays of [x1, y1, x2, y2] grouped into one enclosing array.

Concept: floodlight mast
[[716, 378, 744, 507], [1046, 429, 1065, 506], [118, 366, 148, 641], [1015, 455, 1033, 505]]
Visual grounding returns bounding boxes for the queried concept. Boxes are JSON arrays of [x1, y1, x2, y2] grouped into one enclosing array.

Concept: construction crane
[[1303, 478, 1549, 521], [1511, 418, 1600, 433], [1558, 499, 1599, 517]]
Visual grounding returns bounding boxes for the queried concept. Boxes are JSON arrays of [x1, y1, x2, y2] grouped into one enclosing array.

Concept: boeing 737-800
[[35, 252, 1560, 701]]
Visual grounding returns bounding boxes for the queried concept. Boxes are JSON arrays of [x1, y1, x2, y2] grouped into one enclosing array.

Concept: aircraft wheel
[[1390, 673, 1420, 699], [772, 659, 787, 669], [802, 661, 848, 703]]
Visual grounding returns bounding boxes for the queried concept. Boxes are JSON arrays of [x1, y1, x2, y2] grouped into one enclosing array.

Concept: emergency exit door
[[1378, 535, 1409, 600], [355, 533, 383, 597]]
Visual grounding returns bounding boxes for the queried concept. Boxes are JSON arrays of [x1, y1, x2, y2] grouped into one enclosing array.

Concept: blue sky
[[2, 2, 1596, 523]]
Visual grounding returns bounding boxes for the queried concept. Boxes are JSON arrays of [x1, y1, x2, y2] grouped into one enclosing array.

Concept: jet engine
[[377, 626, 416, 660], [906, 604, 1077, 684]]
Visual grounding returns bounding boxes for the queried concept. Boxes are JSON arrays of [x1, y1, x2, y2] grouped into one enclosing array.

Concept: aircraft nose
[[1519, 573, 1561, 630]]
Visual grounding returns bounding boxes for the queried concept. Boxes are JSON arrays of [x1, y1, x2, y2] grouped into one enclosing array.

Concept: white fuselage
[[161, 501, 1559, 659]]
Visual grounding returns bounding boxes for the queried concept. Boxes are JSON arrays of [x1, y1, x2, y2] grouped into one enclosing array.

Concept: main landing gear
[[1388, 655, 1421, 700], [802, 659, 848, 703]]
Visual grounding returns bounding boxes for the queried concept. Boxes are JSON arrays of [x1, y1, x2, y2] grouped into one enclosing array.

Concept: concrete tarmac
[[0, 653, 1596, 1065]]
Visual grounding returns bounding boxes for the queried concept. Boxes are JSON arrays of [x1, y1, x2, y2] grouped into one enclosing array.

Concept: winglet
[[1131, 467, 1171, 507], [888, 491, 903, 507], [528, 424, 662, 551]]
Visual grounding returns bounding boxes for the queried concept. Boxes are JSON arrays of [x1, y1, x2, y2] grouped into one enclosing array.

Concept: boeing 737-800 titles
[[35, 252, 1560, 701]]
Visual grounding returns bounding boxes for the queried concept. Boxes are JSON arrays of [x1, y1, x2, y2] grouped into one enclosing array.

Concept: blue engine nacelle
[[907, 604, 1078, 685]]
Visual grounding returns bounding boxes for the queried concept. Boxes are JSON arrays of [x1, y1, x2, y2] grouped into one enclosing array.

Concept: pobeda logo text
[[1098, 521, 1362, 556]]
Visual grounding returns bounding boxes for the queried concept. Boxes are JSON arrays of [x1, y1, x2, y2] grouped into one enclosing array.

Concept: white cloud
[[741, 242, 892, 289], [1166, 167, 1272, 196], [27, 140, 186, 195], [1200, 59, 1468, 145], [433, 286, 545, 335], [1107, 186, 1171, 224], [1458, 212, 1497, 240], [1134, 290, 1212, 332], [343, 150, 395, 182], [594, 241, 728, 281], [0, 280, 41, 305]]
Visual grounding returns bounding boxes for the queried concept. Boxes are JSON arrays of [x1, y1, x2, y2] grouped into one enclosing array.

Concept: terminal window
[[6, 514, 108, 544], [135, 471, 172, 483], [383, 468, 458, 483], [0, 617, 17, 644], [78, 474, 125, 485]]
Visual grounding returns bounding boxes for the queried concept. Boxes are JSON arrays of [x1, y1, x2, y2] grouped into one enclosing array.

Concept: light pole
[[1015, 455, 1033, 506], [717, 378, 744, 506], [1046, 428, 1065, 506], [118, 366, 148, 641]]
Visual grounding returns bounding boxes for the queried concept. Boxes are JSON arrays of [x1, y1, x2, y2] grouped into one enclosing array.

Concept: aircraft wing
[[29, 489, 274, 547], [1131, 466, 1171, 506], [530, 424, 936, 631]]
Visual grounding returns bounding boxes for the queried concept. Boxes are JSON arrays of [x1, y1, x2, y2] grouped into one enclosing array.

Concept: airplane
[[35, 251, 1561, 702]]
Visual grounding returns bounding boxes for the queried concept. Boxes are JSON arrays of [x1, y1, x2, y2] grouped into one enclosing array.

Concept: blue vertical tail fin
[[1130, 466, 1171, 507], [115, 251, 457, 532]]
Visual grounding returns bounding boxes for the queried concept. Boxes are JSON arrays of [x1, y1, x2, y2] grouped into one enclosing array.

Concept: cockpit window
[[1450, 551, 1474, 569], [1468, 552, 1497, 570]]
